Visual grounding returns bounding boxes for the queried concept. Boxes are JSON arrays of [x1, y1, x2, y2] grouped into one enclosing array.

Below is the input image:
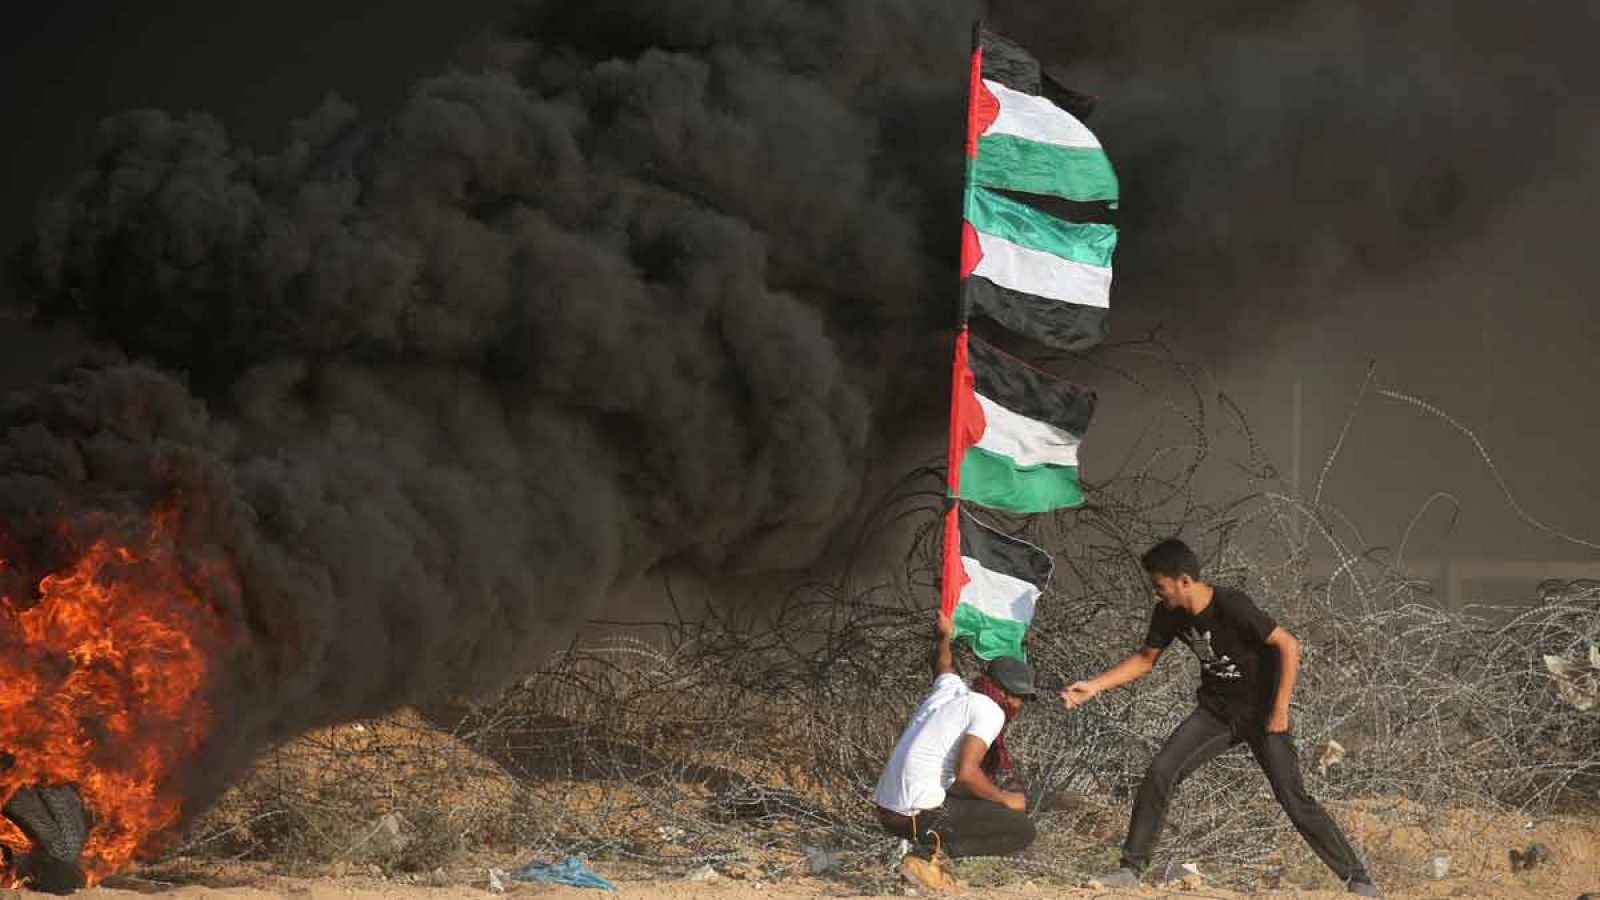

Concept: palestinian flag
[[947, 329, 1095, 513], [967, 29, 1118, 205], [961, 187, 1115, 351], [941, 504, 1054, 661], [963, 28, 1118, 351]]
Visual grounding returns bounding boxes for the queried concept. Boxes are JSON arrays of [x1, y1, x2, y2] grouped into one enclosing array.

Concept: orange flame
[[0, 518, 227, 887]]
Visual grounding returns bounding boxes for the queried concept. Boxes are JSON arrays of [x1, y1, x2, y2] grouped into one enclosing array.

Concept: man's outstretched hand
[[935, 612, 955, 640], [1060, 680, 1100, 709]]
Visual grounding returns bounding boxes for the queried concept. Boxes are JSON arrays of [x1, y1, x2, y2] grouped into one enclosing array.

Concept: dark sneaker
[[1093, 866, 1140, 888], [1347, 879, 1380, 897]]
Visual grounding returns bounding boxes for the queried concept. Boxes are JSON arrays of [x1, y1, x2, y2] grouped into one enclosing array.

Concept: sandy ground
[[61, 854, 1600, 900], [55, 799, 1600, 899], [32, 712, 1600, 899], [63, 876, 1600, 899]]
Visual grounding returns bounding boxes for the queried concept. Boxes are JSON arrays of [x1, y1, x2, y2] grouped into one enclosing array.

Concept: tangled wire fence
[[174, 352, 1600, 892]]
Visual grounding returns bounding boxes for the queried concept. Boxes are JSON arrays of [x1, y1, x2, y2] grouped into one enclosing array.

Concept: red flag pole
[[943, 20, 984, 618], [942, 328, 973, 617]]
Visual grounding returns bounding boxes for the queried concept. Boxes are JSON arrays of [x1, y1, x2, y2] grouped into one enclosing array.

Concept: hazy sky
[[4, 1, 1598, 572]]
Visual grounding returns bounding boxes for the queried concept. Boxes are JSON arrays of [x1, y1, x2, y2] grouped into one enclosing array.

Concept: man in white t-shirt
[[873, 614, 1037, 887]]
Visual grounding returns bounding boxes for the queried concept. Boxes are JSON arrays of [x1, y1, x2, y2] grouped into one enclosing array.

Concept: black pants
[[1121, 706, 1370, 885], [880, 784, 1036, 858]]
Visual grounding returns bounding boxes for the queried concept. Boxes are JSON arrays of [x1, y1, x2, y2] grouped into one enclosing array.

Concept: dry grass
[[167, 578, 1599, 894], [164, 366, 1600, 894]]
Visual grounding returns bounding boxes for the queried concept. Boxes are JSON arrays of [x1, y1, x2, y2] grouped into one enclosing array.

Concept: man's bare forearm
[[955, 765, 1010, 804], [1062, 647, 1159, 708], [953, 734, 1023, 810], [1271, 631, 1300, 718], [1090, 650, 1156, 692], [930, 614, 955, 676]]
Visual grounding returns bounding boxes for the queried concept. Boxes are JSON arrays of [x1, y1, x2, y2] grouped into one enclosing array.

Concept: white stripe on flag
[[981, 79, 1101, 149], [974, 394, 1081, 467], [958, 555, 1040, 624], [971, 229, 1112, 309]]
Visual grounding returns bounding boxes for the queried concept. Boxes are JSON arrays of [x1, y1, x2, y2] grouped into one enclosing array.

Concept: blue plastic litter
[[512, 854, 617, 891]]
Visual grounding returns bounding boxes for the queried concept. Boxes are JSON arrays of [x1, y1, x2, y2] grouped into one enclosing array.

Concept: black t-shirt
[[1144, 587, 1280, 725]]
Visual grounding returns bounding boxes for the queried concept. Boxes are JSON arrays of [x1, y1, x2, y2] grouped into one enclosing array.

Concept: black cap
[[987, 656, 1037, 699]]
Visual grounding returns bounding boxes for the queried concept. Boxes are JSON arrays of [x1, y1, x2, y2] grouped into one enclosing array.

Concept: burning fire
[[0, 516, 228, 886]]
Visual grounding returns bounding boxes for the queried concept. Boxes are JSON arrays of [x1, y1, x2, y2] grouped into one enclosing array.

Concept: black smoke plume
[[2, 0, 981, 807], [1024, 0, 1600, 347]]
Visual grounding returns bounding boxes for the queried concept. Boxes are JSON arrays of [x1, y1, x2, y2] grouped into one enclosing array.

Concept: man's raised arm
[[930, 612, 956, 678]]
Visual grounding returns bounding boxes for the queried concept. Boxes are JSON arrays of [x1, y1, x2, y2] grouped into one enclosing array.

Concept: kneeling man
[[873, 613, 1037, 887]]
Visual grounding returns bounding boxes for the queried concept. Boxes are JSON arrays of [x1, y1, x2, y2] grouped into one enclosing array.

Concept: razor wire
[[168, 347, 1600, 892]]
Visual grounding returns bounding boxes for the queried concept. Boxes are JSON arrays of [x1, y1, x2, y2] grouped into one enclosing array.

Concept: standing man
[[874, 613, 1038, 890], [1062, 539, 1378, 896]]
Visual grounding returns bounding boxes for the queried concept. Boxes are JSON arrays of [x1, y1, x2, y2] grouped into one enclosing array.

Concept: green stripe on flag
[[957, 445, 1084, 513], [973, 134, 1119, 203], [952, 601, 1030, 661], [968, 187, 1117, 267]]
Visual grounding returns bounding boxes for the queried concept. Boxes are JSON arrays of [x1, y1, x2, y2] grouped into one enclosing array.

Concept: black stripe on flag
[[979, 29, 1098, 121], [986, 185, 1117, 225], [964, 276, 1108, 352], [968, 334, 1097, 435], [958, 505, 1054, 589], [1041, 69, 1099, 122]]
